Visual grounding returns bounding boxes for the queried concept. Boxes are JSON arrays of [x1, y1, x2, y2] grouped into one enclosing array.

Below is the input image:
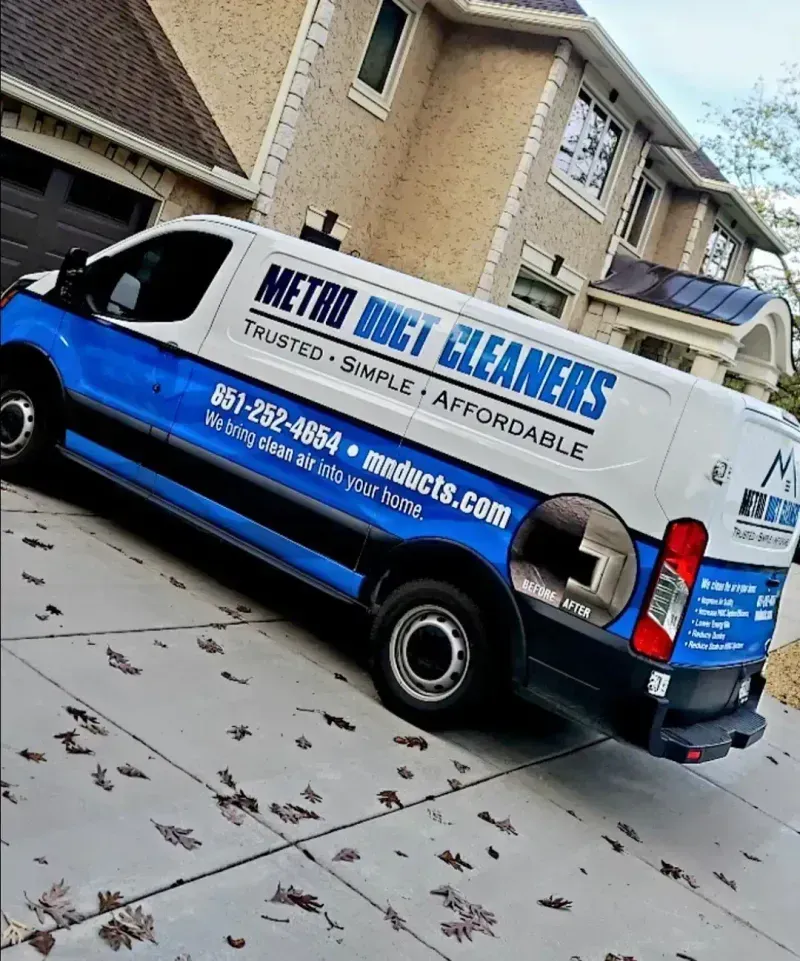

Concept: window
[[1, 139, 52, 194], [701, 222, 739, 280], [509, 269, 568, 321], [66, 173, 141, 224], [350, 0, 416, 118], [621, 174, 659, 250], [84, 232, 232, 323], [554, 88, 625, 201]]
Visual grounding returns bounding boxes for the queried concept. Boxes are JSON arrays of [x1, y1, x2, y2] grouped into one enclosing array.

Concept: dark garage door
[[1, 139, 154, 290]]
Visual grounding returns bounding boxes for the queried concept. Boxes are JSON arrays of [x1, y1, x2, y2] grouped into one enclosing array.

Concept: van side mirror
[[53, 247, 89, 309]]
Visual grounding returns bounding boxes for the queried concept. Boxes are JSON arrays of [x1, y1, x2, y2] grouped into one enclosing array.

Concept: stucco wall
[[369, 28, 557, 293], [146, 0, 307, 174], [651, 187, 699, 269], [491, 51, 649, 330], [730, 238, 755, 285], [686, 196, 719, 274], [267, 1, 447, 262], [158, 173, 232, 222]]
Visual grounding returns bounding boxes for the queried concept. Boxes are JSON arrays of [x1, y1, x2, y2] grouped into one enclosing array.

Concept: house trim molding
[[603, 136, 652, 275], [0, 72, 257, 200], [679, 192, 710, 271], [475, 37, 572, 301]]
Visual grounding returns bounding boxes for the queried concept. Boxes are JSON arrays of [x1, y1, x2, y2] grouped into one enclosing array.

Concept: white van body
[[3, 215, 797, 762]]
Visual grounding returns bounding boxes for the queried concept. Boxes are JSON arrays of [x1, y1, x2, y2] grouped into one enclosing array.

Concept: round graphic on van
[[510, 494, 638, 627]]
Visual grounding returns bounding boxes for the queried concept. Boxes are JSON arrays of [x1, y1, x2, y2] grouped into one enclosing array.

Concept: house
[[1, 0, 792, 400]]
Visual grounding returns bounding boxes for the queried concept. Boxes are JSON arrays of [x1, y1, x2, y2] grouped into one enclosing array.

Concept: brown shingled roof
[[480, 0, 586, 15], [682, 148, 728, 183], [1, 0, 244, 176]]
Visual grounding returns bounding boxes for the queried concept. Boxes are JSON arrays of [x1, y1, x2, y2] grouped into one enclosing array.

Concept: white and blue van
[[2, 216, 797, 763]]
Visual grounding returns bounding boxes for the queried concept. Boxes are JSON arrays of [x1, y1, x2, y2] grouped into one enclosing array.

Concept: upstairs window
[[554, 88, 625, 201], [351, 0, 418, 119], [701, 221, 739, 280], [621, 174, 660, 251]]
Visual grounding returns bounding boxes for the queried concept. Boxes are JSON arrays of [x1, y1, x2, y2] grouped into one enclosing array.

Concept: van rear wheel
[[0, 375, 55, 479], [369, 579, 494, 726]]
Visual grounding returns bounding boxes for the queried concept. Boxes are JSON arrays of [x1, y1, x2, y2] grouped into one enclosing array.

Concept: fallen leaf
[[287, 803, 319, 820], [25, 880, 82, 928], [2, 789, 19, 804], [153, 639, 168, 648], [580, 867, 588, 875], [19, 749, 46, 763], [29, 930, 56, 956], [602, 835, 625, 853], [477, 811, 517, 835], [441, 919, 480, 942], [742, 850, 762, 862], [106, 646, 142, 676], [604, 955, 639, 961], [34, 857, 48, 865], [447, 778, 463, 790], [333, 848, 360, 862], [22, 572, 45, 585], [270, 883, 323, 913], [92, 765, 114, 792], [99, 921, 134, 952], [169, 576, 185, 589], [65, 741, 94, 756], [46, 604, 62, 616], [35, 613, 49, 621], [221, 671, 250, 684], [617, 821, 642, 842], [236, 604, 251, 613], [219, 767, 237, 789], [296, 735, 312, 750], [152, 820, 202, 850], [98, 906, 156, 949], [217, 800, 245, 826], [427, 808, 452, 825], [566, 809, 582, 820], [269, 802, 319, 824], [227, 725, 251, 741], [117, 763, 148, 779], [65, 706, 108, 735], [660, 860, 682, 880], [2, 916, 31, 946], [488, 846, 499, 859], [395, 850, 408, 857], [226, 935, 245, 948], [766, 755, 778, 765], [22, 537, 53, 550], [333, 672, 348, 682], [394, 735, 428, 750], [197, 636, 224, 654], [98, 891, 123, 912], [714, 871, 737, 891], [438, 850, 473, 872], [384, 905, 406, 931], [324, 911, 344, 932], [538, 895, 572, 910], [452, 759, 470, 773], [322, 712, 355, 731], [260, 914, 290, 924], [302, 784, 322, 803], [377, 789, 402, 809]]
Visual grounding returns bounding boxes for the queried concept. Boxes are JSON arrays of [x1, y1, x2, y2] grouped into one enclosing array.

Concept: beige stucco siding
[[369, 28, 557, 293], [490, 51, 649, 328], [158, 173, 236, 222], [266, 2, 447, 262], [146, 0, 307, 174], [652, 188, 699, 269]]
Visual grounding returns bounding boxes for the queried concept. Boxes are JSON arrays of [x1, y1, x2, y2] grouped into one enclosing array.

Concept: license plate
[[738, 677, 751, 704]]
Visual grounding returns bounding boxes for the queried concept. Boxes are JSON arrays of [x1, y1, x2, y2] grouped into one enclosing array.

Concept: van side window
[[84, 232, 232, 323]]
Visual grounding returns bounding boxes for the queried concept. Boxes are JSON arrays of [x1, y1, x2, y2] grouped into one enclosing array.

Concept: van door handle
[[160, 340, 180, 355]]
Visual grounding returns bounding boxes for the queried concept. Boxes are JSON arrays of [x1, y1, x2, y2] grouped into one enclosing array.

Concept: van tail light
[[632, 519, 708, 663]]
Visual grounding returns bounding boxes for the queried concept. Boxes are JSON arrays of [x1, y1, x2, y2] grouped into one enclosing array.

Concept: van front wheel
[[369, 579, 494, 726], [0, 376, 55, 478]]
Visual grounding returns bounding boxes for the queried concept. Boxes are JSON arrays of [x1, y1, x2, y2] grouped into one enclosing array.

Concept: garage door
[[1, 139, 154, 290]]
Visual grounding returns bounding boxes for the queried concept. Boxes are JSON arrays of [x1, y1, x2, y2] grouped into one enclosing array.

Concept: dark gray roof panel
[[682, 148, 728, 183], [480, 0, 586, 14], [592, 256, 771, 326]]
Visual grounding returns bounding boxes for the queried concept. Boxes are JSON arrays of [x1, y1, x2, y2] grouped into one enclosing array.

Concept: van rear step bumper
[[654, 706, 766, 764]]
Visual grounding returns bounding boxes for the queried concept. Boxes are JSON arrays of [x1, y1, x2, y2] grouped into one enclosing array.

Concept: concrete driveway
[[1, 467, 798, 960]]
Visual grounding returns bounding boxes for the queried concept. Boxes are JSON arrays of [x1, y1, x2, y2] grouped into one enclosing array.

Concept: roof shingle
[[480, 0, 586, 15], [1, 0, 244, 176], [682, 148, 728, 184]]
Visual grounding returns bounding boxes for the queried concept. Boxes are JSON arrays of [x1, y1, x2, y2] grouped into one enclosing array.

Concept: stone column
[[742, 381, 772, 403], [608, 326, 630, 349], [690, 352, 721, 382]]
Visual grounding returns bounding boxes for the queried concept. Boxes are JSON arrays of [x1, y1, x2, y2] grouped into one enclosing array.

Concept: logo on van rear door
[[735, 447, 800, 549]]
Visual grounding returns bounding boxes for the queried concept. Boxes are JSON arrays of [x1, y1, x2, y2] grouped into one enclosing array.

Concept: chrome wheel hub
[[389, 605, 470, 702], [0, 391, 35, 459]]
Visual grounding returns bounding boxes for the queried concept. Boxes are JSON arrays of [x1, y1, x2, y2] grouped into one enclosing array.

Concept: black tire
[[0, 373, 56, 479], [369, 579, 496, 726]]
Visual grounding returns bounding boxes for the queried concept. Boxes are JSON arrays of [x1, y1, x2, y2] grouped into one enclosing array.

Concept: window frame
[[619, 171, 663, 254], [348, 0, 420, 121], [507, 246, 586, 328], [548, 78, 630, 222], [700, 218, 741, 281]]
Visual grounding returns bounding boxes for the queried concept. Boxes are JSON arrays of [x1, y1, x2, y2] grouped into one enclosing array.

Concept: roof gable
[[1, 0, 244, 176]]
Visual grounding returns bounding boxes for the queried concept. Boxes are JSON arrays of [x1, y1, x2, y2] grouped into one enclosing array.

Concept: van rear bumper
[[516, 596, 767, 764]]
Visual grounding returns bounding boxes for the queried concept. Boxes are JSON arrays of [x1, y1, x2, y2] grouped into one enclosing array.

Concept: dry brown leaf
[[25, 880, 82, 928], [487, 846, 499, 860], [441, 919, 481, 942], [302, 784, 322, 803], [538, 895, 572, 910], [22, 572, 45, 586], [22, 537, 53, 550], [34, 857, 48, 865], [2, 789, 19, 804], [153, 639, 168, 648], [742, 850, 762, 862], [106, 647, 142, 676], [322, 712, 355, 731], [269, 883, 322, 913], [226, 935, 245, 948], [438, 850, 473, 872], [227, 725, 251, 741], [397, 766, 414, 779], [151, 820, 202, 850], [219, 768, 237, 789], [221, 671, 250, 684], [197, 636, 224, 654], [447, 778, 463, 790], [617, 822, 642, 842], [452, 759, 470, 773], [92, 765, 114, 792], [384, 905, 406, 930], [332, 848, 360, 862], [295, 735, 312, 750], [98, 891, 123, 912], [19, 749, 46, 763], [477, 811, 517, 834], [377, 789, 402, 809], [602, 835, 625, 854], [714, 871, 738, 891], [117, 764, 148, 779], [29, 930, 56, 956], [393, 735, 428, 750]]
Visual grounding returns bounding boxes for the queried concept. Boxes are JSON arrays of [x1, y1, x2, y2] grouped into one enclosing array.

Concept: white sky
[[580, 0, 800, 136]]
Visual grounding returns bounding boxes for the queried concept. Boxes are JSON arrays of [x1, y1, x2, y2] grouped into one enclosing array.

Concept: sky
[[580, 0, 800, 140]]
